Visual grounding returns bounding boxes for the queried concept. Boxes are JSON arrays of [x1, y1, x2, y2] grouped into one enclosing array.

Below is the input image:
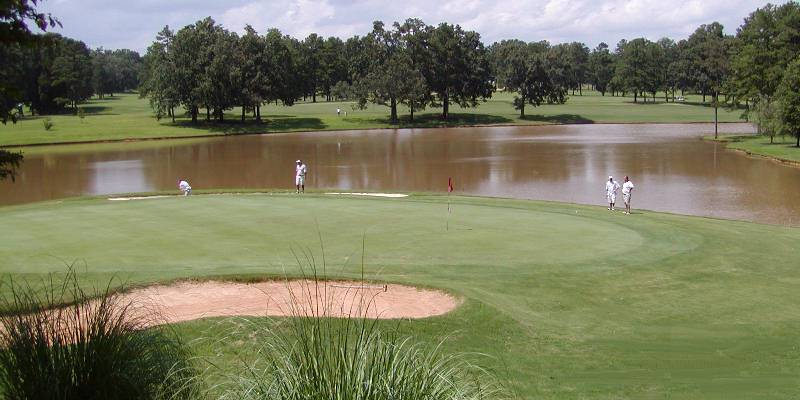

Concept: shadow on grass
[[520, 114, 594, 124], [79, 106, 114, 114], [170, 117, 327, 134], [369, 112, 514, 128]]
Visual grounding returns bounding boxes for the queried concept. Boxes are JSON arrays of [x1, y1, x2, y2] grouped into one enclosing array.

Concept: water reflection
[[2, 123, 799, 226]]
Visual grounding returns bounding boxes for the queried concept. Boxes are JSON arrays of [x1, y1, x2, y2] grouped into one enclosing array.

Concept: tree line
[[2, 2, 800, 146], [1, 34, 142, 119]]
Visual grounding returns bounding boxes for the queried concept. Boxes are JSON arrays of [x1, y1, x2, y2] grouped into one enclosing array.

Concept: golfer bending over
[[295, 160, 307, 193], [622, 176, 635, 214], [178, 179, 192, 196], [605, 175, 620, 211]]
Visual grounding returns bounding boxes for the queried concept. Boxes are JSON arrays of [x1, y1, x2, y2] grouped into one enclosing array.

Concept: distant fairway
[[1, 193, 799, 399], [0, 91, 745, 146]]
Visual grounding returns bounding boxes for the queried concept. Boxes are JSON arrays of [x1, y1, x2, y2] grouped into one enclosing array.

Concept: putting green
[[1, 193, 799, 399]]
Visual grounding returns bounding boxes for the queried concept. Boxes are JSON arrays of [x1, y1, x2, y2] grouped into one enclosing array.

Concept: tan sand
[[324, 193, 409, 198], [120, 280, 458, 325]]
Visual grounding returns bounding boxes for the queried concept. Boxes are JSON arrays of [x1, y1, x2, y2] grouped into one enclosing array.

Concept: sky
[[39, 0, 784, 53]]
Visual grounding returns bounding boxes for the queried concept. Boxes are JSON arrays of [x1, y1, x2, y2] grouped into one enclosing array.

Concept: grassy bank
[[708, 134, 800, 164], [0, 91, 745, 146], [0, 193, 798, 399]]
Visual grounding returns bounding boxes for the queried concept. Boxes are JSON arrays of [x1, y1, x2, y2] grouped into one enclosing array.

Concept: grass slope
[[0, 91, 744, 146], [709, 135, 800, 164], [0, 193, 798, 399]]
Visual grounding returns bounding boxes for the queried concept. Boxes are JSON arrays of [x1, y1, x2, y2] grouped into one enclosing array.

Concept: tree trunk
[[519, 98, 525, 118], [796, 133, 799, 148], [206, 107, 210, 121], [702, 91, 706, 103], [410, 106, 414, 122], [579, 84, 582, 96], [256, 105, 261, 122], [312, 92, 316, 103], [442, 94, 449, 120], [171, 107, 175, 123], [713, 94, 719, 139], [390, 97, 398, 124], [241, 105, 246, 122], [634, 92, 637, 103], [191, 106, 198, 123]]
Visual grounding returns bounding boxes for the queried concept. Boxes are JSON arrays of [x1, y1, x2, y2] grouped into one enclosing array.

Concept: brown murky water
[[2, 123, 798, 225]]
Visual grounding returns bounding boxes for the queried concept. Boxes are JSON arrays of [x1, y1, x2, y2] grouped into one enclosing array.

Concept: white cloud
[[37, 0, 787, 52]]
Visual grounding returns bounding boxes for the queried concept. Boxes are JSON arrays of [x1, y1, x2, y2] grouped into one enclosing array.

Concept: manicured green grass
[[708, 134, 800, 163], [0, 193, 798, 399], [0, 91, 744, 146]]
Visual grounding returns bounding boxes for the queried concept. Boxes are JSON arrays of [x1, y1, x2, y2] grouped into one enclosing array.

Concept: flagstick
[[447, 192, 451, 232]]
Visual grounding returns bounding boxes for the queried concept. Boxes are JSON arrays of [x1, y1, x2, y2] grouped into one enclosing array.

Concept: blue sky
[[40, 0, 782, 52]]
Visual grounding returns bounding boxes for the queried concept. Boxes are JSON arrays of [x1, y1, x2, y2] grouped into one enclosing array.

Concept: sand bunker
[[325, 192, 409, 198], [121, 280, 458, 325], [108, 195, 174, 201]]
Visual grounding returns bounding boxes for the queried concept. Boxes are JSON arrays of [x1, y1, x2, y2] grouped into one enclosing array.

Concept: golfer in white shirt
[[178, 179, 192, 196], [605, 176, 620, 211], [622, 176, 635, 214], [295, 160, 307, 193]]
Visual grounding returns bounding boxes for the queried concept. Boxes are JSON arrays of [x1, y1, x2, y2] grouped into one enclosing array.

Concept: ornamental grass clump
[[216, 248, 500, 400], [0, 270, 200, 400]]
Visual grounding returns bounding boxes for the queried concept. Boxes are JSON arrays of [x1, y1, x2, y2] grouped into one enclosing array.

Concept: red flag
[[448, 177, 454, 193]]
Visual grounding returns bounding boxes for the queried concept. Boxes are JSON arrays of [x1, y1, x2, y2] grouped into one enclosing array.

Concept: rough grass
[[209, 277, 498, 400], [1, 193, 799, 399], [0, 91, 745, 146], [708, 134, 800, 163], [0, 271, 199, 400]]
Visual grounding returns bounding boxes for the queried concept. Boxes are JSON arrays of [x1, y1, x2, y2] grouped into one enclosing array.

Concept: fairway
[[2, 193, 799, 398], [0, 91, 745, 146]]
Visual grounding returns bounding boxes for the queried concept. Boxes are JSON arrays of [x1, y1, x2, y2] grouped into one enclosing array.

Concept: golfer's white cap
[[296, 160, 301, 163], [609, 175, 613, 179]]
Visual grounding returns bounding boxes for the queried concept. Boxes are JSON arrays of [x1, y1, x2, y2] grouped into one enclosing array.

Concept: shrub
[[42, 117, 53, 131], [0, 271, 200, 400], [215, 271, 499, 399]]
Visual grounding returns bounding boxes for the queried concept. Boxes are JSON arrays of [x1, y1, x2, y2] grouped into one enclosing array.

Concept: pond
[[2, 122, 798, 226]]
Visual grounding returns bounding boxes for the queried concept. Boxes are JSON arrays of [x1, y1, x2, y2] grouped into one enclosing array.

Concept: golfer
[[605, 176, 620, 211], [622, 176, 635, 214], [295, 160, 307, 193], [178, 179, 192, 196]]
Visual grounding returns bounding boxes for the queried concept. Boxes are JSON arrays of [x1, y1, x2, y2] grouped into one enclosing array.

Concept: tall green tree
[[139, 26, 179, 121], [262, 29, 301, 111], [502, 44, 565, 117], [354, 21, 429, 123], [319, 37, 347, 101], [616, 38, 653, 102], [566, 42, 590, 95], [657, 38, 678, 101], [686, 22, 730, 136], [775, 58, 800, 147], [236, 25, 264, 121], [419, 22, 493, 120], [731, 2, 800, 105], [53, 36, 93, 109], [300, 34, 324, 102], [1, 0, 60, 181], [589, 42, 614, 96]]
